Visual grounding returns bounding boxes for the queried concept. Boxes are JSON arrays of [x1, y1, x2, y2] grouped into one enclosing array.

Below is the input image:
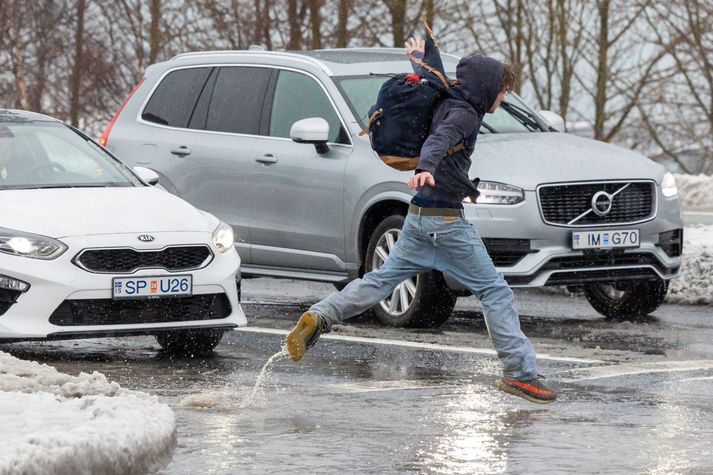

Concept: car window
[[0, 122, 142, 190], [142, 67, 213, 128], [269, 70, 347, 144], [205, 67, 271, 135]]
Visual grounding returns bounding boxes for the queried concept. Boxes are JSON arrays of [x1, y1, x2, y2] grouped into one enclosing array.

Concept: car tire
[[583, 278, 669, 321], [365, 214, 456, 328], [155, 329, 224, 356]]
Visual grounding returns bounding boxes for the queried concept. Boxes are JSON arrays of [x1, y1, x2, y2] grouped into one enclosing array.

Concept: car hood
[[0, 187, 216, 238], [473, 132, 665, 190]]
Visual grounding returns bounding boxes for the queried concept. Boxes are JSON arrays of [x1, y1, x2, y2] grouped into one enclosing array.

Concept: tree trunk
[[594, 0, 609, 141], [70, 0, 86, 126], [253, 0, 263, 45], [9, 3, 31, 110], [424, 0, 434, 26], [336, 0, 349, 48], [308, 0, 322, 49], [388, 0, 407, 47], [287, 0, 300, 49], [148, 0, 161, 63]]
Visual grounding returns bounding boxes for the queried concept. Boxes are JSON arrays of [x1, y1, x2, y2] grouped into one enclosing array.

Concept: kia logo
[[137, 234, 155, 242]]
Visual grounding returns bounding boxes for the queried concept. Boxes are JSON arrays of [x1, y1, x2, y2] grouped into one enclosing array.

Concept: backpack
[[361, 19, 463, 171]]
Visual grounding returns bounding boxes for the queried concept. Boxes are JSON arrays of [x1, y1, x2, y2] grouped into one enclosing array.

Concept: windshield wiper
[[500, 101, 544, 132], [27, 184, 113, 189], [480, 122, 498, 133]]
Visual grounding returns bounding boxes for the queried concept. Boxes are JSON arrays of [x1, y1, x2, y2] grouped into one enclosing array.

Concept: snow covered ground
[[675, 173, 713, 211], [0, 351, 176, 475], [668, 224, 713, 305]]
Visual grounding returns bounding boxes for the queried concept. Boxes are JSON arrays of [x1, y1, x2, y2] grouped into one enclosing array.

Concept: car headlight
[[0, 228, 67, 260], [661, 172, 678, 198], [464, 181, 525, 205], [212, 221, 234, 254]]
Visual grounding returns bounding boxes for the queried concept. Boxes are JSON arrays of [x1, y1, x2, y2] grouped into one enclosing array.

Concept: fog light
[[0, 275, 30, 292]]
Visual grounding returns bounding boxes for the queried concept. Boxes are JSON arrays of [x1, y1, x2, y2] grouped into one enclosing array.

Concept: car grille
[[0, 289, 22, 316], [504, 251, 677, 286], [657, 229, 683, 257], [482, 238, 535, 267], [538, 181, 654, 226], [48, 293, 231, 326], [75, 245, 212, 273]]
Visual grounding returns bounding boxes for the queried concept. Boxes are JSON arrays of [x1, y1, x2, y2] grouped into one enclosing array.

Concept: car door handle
[[255, 154, 278, 165], [170, 146, 191, 157]]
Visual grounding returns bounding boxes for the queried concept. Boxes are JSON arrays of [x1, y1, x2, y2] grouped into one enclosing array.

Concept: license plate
[[572, 229, 640, 250], [113, 275, 192, 299]]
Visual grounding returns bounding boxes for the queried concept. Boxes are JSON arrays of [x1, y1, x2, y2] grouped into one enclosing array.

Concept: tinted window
[[142, 68, 212, 128], [205, 67, 270, 134], [270, 70, 347, 144]]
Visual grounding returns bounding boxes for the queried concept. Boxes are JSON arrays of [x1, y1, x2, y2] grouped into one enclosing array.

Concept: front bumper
[[0, 231, 247, 340], [444, 190, 684, 290]]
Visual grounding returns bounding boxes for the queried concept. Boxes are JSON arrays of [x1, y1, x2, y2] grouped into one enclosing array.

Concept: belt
[[408, 204, 464, 217]]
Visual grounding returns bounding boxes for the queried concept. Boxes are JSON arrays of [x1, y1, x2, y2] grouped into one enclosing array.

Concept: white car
[[0, 109, 246, 354]]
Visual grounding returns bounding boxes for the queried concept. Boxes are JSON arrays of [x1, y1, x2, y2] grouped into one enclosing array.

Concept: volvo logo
[[591, 191, 613, 216], [137, 234, 155, 242]]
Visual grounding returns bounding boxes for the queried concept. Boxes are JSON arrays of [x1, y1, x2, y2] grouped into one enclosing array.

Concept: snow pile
[[674, 173, 713, 211], [668, 225, 713, 305], [0, 351, 176, 475]]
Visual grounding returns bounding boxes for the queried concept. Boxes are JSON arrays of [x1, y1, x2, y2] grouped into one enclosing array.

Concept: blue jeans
[[310, 213, 538, 380]]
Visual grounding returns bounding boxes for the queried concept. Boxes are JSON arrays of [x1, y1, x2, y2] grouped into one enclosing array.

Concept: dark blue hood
[[453, 55, 503, 115]]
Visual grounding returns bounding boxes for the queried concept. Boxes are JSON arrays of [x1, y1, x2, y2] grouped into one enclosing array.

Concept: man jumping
[[285, 41, 557, 404]]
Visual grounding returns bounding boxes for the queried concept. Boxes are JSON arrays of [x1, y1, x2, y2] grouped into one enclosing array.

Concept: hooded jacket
[[412, 55, 504, 208]]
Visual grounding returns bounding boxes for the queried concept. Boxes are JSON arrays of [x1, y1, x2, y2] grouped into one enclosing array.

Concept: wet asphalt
[[2, 278, 713, 474]]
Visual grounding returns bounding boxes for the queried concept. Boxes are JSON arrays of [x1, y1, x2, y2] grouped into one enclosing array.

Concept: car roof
[[168, 47, 460, 77], [0, 109, 60, 123]]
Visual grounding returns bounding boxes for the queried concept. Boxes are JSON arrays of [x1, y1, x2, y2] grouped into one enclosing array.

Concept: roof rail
[[169, 49, 334, 75]]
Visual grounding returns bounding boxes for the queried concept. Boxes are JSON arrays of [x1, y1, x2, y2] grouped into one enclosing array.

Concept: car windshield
[[334, 75, 547, 134], [0, 121, 142, 190]]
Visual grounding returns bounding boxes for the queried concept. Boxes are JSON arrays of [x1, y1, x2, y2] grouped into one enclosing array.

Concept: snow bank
[[675, 173, 713, 211], [667, 224, 713, 305], [0, 352, 176, 475]]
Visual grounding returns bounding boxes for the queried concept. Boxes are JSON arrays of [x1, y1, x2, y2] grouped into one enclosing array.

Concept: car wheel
[[583, 278, 669, 321], [365, 214, 456, 328], [155, 329, 224, 356]]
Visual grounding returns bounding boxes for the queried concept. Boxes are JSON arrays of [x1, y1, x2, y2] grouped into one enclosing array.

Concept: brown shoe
[[498, 375, 558, 404], [286, 311, 326, 362]]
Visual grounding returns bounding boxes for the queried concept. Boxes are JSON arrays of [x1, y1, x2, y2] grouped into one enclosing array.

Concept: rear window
[[204, 67, 271, 135], [142, 67, 213, 128]]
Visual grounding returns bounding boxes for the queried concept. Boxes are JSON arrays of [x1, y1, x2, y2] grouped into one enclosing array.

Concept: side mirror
[[133, 166, 160, 186], [538, 110, 565, 132], [290, 117, 330, 154]]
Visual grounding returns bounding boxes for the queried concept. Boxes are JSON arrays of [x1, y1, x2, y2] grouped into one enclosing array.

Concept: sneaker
[[498, 375, 557, 404], [286, 311, 326, 362]]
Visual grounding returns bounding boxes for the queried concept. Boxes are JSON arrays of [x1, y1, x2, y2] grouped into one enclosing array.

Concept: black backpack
[[361, 20, 462, 171]]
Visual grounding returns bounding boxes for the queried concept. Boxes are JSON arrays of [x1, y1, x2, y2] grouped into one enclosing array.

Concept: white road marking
[[234, 326, 604, 364], [561, 360, 713, 382], [311, 381, 459, 394]]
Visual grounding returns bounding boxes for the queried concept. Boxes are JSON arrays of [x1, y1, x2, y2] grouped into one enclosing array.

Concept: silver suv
[[104, 48, 684, 326]]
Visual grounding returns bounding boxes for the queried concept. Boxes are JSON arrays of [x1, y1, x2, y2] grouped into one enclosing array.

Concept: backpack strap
[[359, 108, 383, 136], [446, 143, 465, 155], [406, 52, 450, 90]]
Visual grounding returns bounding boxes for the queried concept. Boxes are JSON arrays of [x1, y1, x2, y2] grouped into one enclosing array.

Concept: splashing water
[[238, 347, 290, 409]]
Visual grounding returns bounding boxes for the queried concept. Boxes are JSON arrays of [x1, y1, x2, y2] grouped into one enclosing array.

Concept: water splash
[[239, 347, 289, 409]]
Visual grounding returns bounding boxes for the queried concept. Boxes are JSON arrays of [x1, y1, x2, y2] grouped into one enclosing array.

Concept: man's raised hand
[[405, 37, 425, 55], [408, 172, 435, 190]]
